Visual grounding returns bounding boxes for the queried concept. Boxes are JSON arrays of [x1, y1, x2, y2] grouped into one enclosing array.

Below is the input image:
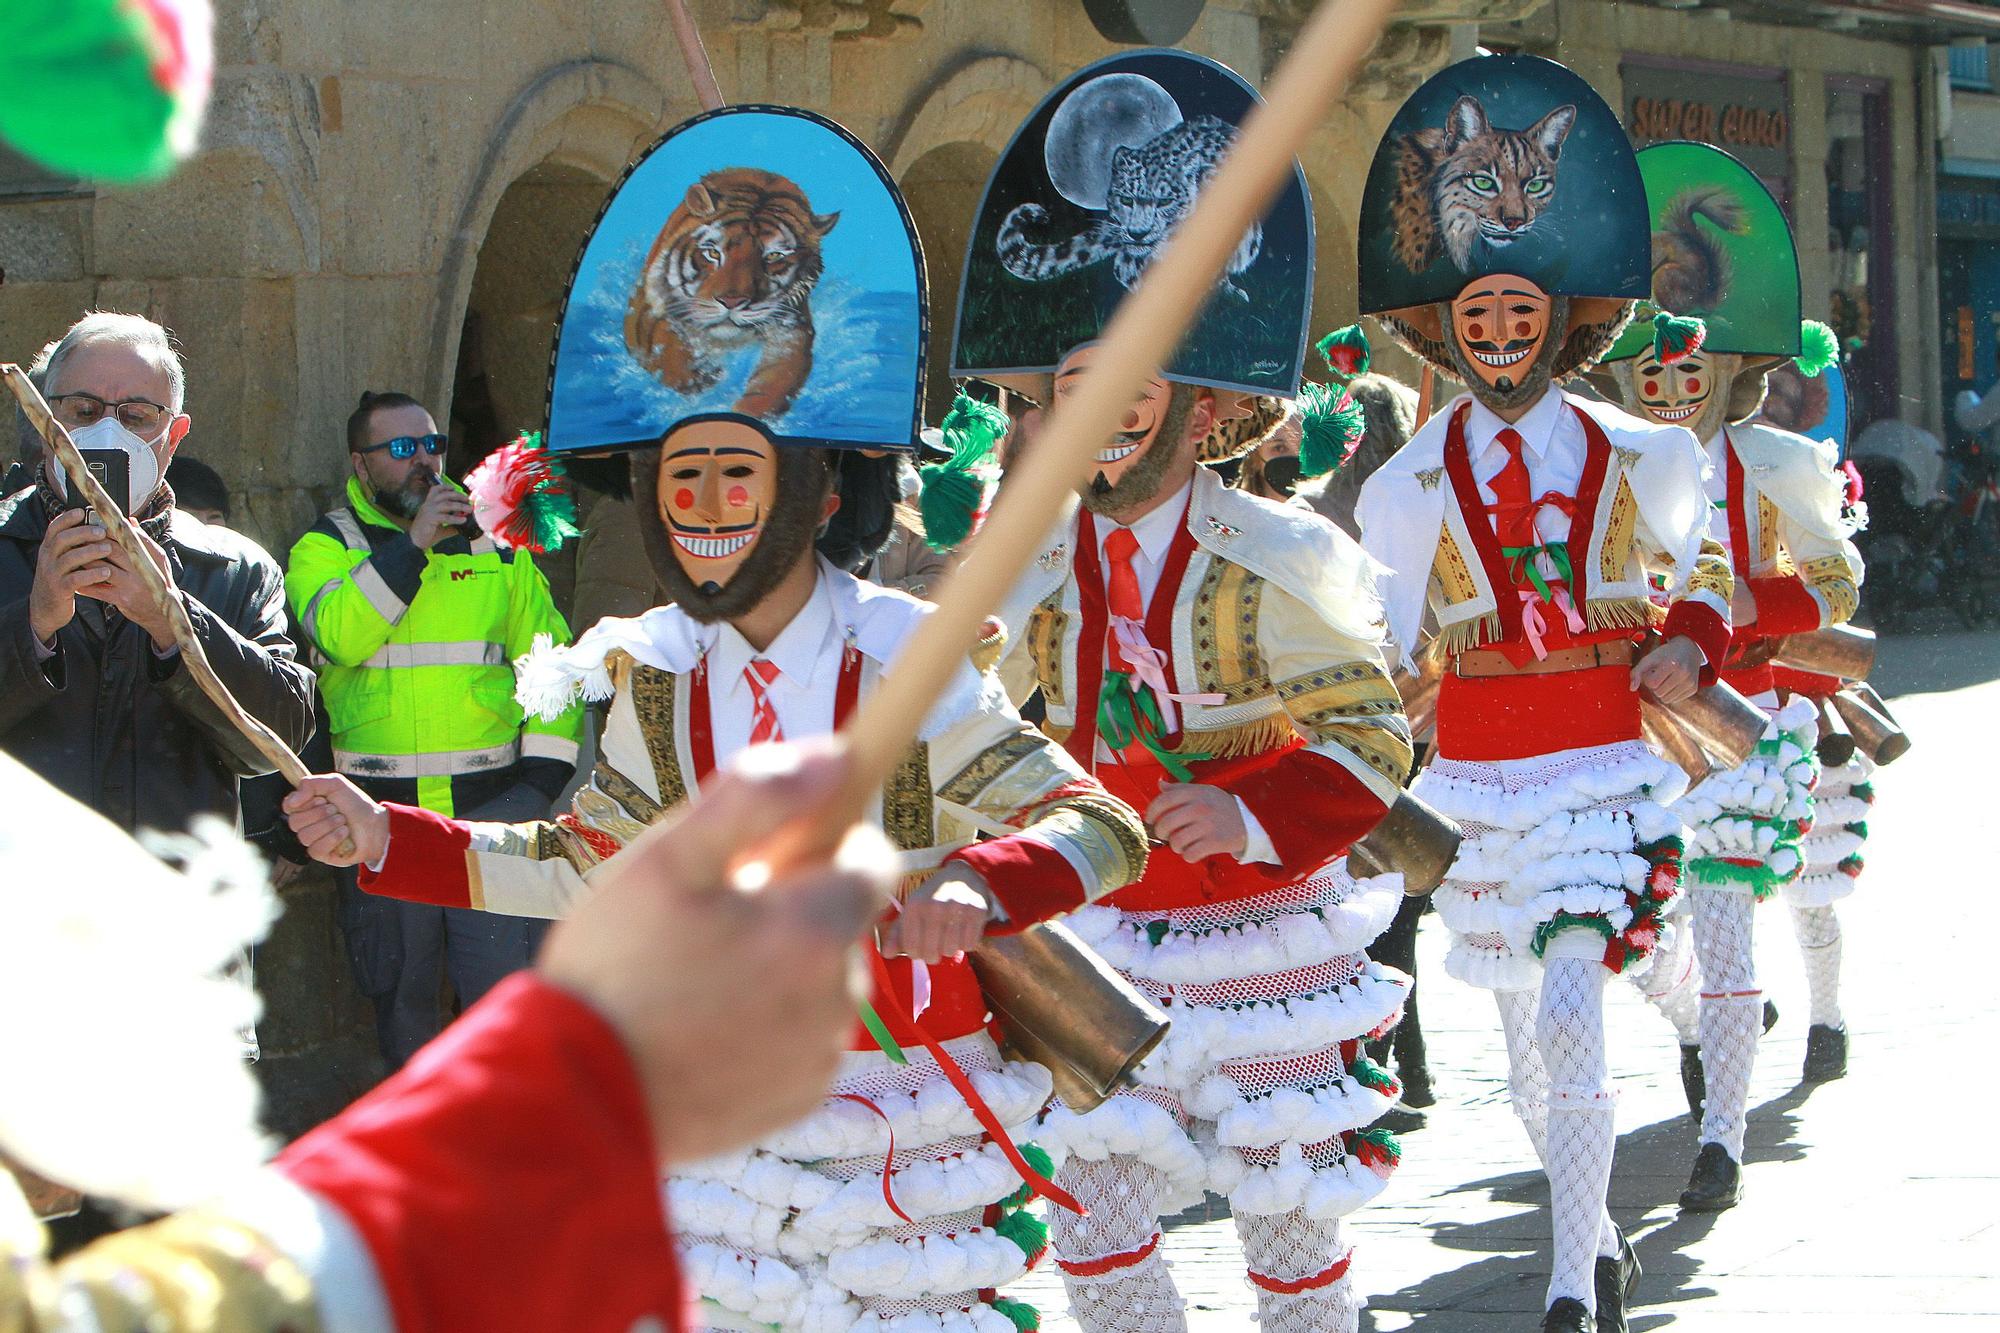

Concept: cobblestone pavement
[[1017, 626, 1999, 1330]]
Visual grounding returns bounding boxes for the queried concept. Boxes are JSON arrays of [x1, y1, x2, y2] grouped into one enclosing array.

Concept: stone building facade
[[0, 0, 1953, 1129]]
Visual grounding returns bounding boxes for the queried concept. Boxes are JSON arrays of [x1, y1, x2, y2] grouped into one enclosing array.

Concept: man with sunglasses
[[285, 390, 584, 1070], [0, 311, 314, 844]]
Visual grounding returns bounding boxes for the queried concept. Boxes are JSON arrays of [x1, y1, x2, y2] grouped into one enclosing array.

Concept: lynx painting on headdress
[[1649, 185, 1746, 317], [998, 115, 1260, 299], [1390, 95, 1575, 274], [625, 167, 839, 419]]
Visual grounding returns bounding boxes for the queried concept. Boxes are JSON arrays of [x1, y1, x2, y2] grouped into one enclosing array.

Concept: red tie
[[1487, 427, 1538, 547], [745, 658, 783, 745], [1103, 527, 1143, 672]]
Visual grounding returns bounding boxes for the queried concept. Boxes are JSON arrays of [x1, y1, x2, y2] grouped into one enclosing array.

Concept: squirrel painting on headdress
[[1648, 185, 1747, 316], [1389, 94, 1575, 273], [624, 167, 839, 418]]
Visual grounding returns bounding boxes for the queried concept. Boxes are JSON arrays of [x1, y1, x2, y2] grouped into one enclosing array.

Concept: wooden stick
[[2, 367, 351, 854], [1416, 363, 1436, 428], [663, 0, 726, 112], [836, 0, 1400, 815]]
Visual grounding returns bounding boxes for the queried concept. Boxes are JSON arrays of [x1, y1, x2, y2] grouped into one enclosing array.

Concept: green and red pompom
[[920, 390, 1007, 552], [1651, 311, 1707, 365], [1347, 1126, 1402, 1174], [0, 0, 213, 184], [1796, 320, 1840, 377], [467, 431, 582, 555], [1298, 380, 1366, 480], [992, 1296, 1042, 1331], [1315, 323, 1372, 380], [1000, 1143, 1056, 1210]]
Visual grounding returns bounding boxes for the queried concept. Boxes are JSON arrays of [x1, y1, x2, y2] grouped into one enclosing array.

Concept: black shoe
[[1678, 1044, 1704, 1123], [1678, 1142, 1743, 1212], [1399, 1066, 1437, 1110], [1542, 1297, 1593, 1332], [1593, 1227, 1642, 1333], [1376, 1102, 1427, 1134], [1763, 998, 1780, 1034], [1802, 1023, 1848, 1083]]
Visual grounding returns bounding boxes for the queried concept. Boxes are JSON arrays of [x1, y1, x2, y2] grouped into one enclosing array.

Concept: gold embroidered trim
[[1026, 596, 1068, 711], [1191, 559, 1269, 704], [629, 666, 687, 810], [1065, 791, 1153, 887], [1598, 475, 1639, 583], [1756, 493, 1780, 566], [1802, 554, 1859, 623], [883, 742, 933, 852], [1431, 525, 1480, 606], [1279, 664, 1414, 785], [1685, 538, 1735, 602], [1180, 712, 1297, 760], [939, 732, 1047, 806], [593, 760, 664, 824]]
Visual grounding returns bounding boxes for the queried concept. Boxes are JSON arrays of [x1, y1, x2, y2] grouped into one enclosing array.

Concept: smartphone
[[71, 450, 130, 516]]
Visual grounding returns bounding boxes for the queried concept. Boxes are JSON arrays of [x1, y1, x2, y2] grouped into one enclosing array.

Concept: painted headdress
[[1357, 54, 1650, 393], [543, 104, 927, 617], [1597, 141, 1817, 437], [951, 48, 1315, 403]]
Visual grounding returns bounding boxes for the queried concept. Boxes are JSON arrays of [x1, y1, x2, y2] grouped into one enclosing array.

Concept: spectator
[[285, 391, 585, 1070], [165, 455, 230, 526], [0, 311, 314, 838]]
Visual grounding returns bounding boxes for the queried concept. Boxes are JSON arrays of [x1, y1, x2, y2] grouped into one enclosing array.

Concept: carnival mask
[[1447, 275, 1552, 394], [635, 419, 835, 624], [1055, 343, 1193, 517], [1631, 350, 1714, 427]]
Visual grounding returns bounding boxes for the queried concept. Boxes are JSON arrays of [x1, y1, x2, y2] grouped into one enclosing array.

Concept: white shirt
[[1465, 389, 1587, 547], [705, 566, 842, 761], [1091, 480, 1276, 865]]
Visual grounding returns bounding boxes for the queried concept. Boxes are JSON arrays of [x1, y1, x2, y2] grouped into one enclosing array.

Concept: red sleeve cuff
[[278, 973, 682, 1333], [1664, 600, 1731, 687], [1750, 575, 1824, 638], [357, 803, 473, 907], [1228, 750, 1391, 883], [948, 836, 1086, 935]]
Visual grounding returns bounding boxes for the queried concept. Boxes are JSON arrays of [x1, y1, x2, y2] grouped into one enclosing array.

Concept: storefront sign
[[1622, 61, 1791, 191]]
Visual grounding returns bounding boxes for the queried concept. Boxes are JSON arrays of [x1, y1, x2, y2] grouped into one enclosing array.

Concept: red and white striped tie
[[745, 658, 783, 745]]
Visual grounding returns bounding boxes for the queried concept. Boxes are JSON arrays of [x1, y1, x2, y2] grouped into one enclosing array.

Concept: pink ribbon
[[1111, 617, 1224, 732], [910, 958, 932, 1021], [1517, 588, 1586, 661]]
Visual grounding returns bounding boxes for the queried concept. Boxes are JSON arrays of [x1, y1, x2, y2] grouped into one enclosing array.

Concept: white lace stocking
[[1791, 903, 1844, 1029], [1235, 1211, 1361, 1333], [1632, 915, 1703, 1045], [1692, 887, 1759, 1158], [1052, 1156, 1188, 1333], [1496, 982, 1620, 1278], [1538, 958, 1615, 1313]]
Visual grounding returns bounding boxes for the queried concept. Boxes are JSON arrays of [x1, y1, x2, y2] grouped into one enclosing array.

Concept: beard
[[633, 445, 834, 624], [1441, 296, 1566, 415], [1079, 388, 1196, 519], [373, 470, 432, 521]]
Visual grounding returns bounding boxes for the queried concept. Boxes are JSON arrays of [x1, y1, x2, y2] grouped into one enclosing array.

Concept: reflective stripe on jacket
[[285, 476, 583, 812]]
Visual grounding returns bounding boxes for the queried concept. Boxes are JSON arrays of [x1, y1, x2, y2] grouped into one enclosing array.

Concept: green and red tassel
[[992, 1296, 1042, 1331], [1651, 311, 1708, 365], [1001, 1143, 1056, 1209], [920, 391, 1006, 552], [1315, 323, 1372, 380], [466, 431, 582, 555], [1796, 320, 1840, 377], [1298, 380, 1366, 479], [995, 1204, 1051, 1265], [0, 0, 213, 184], [1348, 1126, 1402, 1172]]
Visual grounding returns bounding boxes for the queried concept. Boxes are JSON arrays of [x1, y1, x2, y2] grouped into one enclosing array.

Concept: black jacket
[[0, 483, 316, 836]]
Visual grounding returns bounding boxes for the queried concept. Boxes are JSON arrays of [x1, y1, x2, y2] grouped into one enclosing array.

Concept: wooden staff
[[663, 0, 726, 113], [2, 367, 352, 857], [836, 0, 1400, 816], [1415, 363, 1436, 429]]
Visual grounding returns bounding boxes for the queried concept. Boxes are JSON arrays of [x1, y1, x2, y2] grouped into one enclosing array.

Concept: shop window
[[1825, 78, 1896, 431]]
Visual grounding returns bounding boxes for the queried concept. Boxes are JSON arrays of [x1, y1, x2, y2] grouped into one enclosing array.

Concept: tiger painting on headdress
[[625, 167, 839, 419]]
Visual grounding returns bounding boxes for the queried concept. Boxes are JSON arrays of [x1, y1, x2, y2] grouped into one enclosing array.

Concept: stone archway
[[885, 54, 1050, 419]]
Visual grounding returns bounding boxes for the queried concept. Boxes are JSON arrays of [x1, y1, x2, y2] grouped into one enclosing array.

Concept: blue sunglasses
[[361, 433, 448, 460]]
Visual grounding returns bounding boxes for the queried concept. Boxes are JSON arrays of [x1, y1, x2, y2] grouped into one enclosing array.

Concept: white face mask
[[59, 417, 165, 515]]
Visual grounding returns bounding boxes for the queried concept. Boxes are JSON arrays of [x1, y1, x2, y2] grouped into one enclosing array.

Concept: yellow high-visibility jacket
[[285, 476, 583, 815]]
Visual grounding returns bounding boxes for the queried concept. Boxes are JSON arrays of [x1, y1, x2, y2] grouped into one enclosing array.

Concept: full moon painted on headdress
[[952, 48, 1315, 399], [545, 105, 926, 458], [1356, 54, 1649, 316]]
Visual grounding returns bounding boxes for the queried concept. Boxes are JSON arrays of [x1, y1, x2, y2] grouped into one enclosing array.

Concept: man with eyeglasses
[[285, 390, 584, 1070], [0, 311, 314, 842]]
